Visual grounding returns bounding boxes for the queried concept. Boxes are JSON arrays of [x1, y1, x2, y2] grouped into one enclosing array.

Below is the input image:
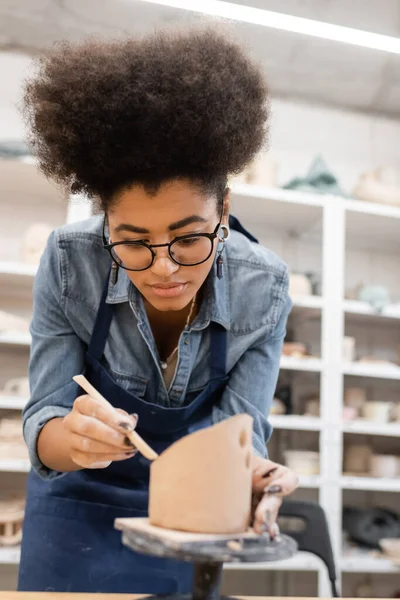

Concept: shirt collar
[[105, 260, 230, 331]]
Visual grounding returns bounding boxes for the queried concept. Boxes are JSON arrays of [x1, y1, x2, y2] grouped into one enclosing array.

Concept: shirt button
[[185, 338, 190, 345]]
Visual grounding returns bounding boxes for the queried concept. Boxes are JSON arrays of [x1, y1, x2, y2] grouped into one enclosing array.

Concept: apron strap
[[209, 323, 227, 380], [87, 269, 114, 361], [229, 214, 259, 243]]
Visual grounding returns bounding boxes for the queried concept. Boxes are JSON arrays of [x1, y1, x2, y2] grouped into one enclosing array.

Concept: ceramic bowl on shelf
[[284, 450, 320, 475], [282, 342, 307, 358], [370, 454, 400, 478], [361, 401, 392, 423], [343, 387, 367, 413], [343, 444, 372, 474]]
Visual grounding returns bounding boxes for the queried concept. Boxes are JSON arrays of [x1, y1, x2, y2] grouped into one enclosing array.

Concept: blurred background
[[1, 0, 400, 596]]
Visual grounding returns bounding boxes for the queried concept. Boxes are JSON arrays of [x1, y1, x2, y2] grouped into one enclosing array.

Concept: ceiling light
[[137, 0, 400, 55]]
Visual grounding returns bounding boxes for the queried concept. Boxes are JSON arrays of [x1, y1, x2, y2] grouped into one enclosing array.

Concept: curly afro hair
[[23, 27, 269, 211]]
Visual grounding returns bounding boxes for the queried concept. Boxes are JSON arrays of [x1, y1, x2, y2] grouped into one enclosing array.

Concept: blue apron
[[18, 217, 258, 594]]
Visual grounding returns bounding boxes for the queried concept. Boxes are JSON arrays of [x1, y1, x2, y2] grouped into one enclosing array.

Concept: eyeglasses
[[102, 217, 222, 272]]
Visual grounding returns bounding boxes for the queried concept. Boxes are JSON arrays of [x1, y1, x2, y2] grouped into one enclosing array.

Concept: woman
[[18, 28, 297, 593]]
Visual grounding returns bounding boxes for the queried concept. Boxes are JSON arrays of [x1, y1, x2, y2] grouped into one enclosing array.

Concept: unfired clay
[[149, 414, 253, 534]]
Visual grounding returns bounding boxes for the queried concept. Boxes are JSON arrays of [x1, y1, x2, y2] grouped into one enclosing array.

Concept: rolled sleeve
[[23, 231, 85, 479], [212, 294, 292, 457]]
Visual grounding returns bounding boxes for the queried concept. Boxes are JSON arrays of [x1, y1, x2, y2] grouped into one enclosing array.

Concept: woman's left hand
[[251, 456, 299, 537]]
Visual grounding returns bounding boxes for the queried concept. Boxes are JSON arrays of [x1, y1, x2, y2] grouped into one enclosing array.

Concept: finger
[[71, 449, 136, 469], [253, 459, 279, 478], [65, 412, 135, 451], [74, 395, 138, 433], [263, 468, 299, 497], [254, 494, 282, 536], [69, 432, 137, 455], [252, 464, 284, 493]]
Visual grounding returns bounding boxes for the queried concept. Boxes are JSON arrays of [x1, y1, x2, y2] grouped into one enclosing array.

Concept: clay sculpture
[[0, 496, 25, 547], [149, 414, 253, 534]]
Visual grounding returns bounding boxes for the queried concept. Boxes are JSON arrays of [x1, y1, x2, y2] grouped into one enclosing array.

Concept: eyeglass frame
[[102, 211, 227, 272]]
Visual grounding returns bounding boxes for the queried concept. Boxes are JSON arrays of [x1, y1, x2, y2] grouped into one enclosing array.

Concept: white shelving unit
[[0, 157, 91, 587], [231, 183, 400, 595]]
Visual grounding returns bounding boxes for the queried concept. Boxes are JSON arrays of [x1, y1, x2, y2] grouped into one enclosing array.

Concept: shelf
[[343, 362, 400, 381], [298, 475, 321, 488], [280, 356, 322, 373], [230, 185, 323, 242], [344, 299, 400, 323], [0, 547, 21, 565], [0, 396, 27, 410], [341, 555, 400, 573], [0, 261, 37, 279], [224, 551, 323, 572], [0, 333, 31, 347], [345, 198, 400, 221], [342, 420, 400, 437], [341, 476, 400, 492], [291, 296, 323, 320], [0, 459, 30, 473], [269, 415, 321, 431], [345, 200, 400, 254]]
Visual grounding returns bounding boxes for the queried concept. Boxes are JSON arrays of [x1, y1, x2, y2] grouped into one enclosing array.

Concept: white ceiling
[[1, 0, 400, 118]]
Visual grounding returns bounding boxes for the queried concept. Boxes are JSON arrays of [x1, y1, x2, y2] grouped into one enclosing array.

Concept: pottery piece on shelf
[[0, 496, 25, 547], [0, 416, 28, 459], [289, 273, 312, 298], [343, 337, 356, 362], [361, 401, 392, 423], [0, 377, 30, 398], [304, 398, 320, 417], [343, 406, 358, 420], [353, 166, 400, 207], [283, 155, 347, 197], [282, 342, 307, 358], [20, 223, 53, 265], [392, 403, 400, 423], [0, 311, 30, 335], [344, 444, 372, 475], [284, 450, 319, 475], [270, 398, 286, 415], [357, 284, 390, 313], [343, 387, 367, 413], [0, 416, 24, 440], [370, 455, 400, 478], [149, 414, 253, 534]]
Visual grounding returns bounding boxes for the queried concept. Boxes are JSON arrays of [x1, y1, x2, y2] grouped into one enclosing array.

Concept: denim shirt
[[23, 216, 292, 479]]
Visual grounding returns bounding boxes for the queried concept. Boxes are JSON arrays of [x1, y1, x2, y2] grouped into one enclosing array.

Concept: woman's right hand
[[63, 394, 138, 469]]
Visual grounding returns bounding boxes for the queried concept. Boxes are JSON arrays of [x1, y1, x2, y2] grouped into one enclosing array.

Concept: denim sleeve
[[212, 294, 292, 458], [23, 231, 86, 480]]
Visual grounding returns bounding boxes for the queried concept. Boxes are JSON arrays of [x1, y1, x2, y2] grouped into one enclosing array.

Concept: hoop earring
[[219, 225, 230, 241]]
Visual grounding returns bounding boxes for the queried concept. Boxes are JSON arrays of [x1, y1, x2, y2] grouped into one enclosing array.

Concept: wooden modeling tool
[[73, 374, 158, 461]]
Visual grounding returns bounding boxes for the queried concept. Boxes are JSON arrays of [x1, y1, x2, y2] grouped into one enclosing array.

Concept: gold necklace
[[160, 294, 197, 370]]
